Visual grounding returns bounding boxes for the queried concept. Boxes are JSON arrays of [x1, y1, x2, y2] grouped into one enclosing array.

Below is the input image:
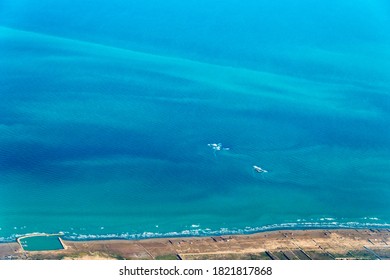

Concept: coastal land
[[1, 229, 390, 260]]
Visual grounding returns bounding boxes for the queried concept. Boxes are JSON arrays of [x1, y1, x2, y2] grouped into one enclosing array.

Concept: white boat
[[208, 143, 223, 151], [253, 165, 268, 173]]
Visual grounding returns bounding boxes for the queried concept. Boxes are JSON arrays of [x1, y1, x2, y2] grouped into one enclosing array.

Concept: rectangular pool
[[19, 235, 64, 251]]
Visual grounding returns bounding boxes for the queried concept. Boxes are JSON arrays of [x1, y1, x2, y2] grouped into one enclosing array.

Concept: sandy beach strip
[[1, 228, 390, 260]]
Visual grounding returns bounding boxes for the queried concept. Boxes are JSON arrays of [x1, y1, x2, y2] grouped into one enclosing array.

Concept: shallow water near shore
[[1, 0, 390, 242]]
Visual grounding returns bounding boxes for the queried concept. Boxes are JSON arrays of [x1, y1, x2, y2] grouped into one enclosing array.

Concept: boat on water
[[253, 165, 268, 173]]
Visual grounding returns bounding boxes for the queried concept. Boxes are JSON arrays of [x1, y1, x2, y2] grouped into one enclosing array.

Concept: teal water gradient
[[1, 1, 390, 241]]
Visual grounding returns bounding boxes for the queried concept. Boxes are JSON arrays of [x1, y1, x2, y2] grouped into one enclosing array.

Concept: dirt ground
[[1, 229, 389, 260]]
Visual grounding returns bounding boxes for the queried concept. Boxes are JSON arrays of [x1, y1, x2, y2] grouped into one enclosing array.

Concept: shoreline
[[61, 225, 390, 242], [1, 228, 390, 260], [1, 222, 390, 244]]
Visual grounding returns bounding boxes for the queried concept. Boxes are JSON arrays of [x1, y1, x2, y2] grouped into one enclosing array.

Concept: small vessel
[[208, 143, 222, 151], [253, 165, 268, 173], [208, 143, 230, 151]]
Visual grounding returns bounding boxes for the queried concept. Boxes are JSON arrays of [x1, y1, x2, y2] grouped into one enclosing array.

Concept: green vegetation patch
[[155, 254, 179, 260]]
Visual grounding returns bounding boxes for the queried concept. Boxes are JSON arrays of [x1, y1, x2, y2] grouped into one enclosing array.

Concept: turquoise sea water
[[1, 0, 390, 242]]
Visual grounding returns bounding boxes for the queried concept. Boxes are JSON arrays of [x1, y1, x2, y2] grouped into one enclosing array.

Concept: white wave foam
[[60, 220, 390, 241], [1, 218, 389, 243], [363, 217, 380, 221], [319, 217, 335, 221]]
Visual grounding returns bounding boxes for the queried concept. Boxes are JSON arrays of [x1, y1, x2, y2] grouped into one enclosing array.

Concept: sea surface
[[1, 0, 390, 242]]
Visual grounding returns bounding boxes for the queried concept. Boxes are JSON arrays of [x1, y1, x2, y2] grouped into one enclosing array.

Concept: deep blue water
[[1, 0, 390, 241]]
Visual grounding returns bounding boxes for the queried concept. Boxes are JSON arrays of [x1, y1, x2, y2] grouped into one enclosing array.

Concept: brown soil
[[1, 229, 389, 260]]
